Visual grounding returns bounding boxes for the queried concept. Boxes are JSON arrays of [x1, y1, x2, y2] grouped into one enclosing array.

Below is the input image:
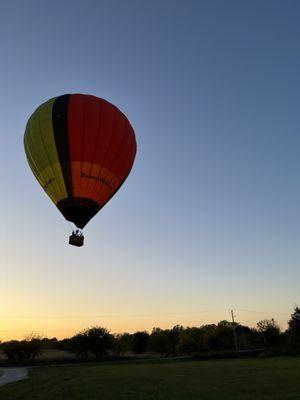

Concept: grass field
[[0, 357, 300, 400]]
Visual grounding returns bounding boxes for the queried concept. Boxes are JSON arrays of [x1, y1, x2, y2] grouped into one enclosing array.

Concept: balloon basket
[[69, 232, 84, 247]]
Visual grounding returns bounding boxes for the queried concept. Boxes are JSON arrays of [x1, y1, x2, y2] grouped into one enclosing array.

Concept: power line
[[0, 329, 74, 332], [237, 309, 288, 316], [0, 308, 291, 319], [0, 309, 226, 319]]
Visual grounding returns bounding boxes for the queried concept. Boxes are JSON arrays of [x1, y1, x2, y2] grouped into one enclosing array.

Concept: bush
[[1, 334, 42, 364]]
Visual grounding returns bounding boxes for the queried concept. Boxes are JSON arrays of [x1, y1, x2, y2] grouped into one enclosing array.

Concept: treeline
[[1, 307, 300, 364]]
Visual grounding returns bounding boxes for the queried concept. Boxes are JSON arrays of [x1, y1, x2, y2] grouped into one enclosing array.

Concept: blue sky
[[0, 0, 300, 339]]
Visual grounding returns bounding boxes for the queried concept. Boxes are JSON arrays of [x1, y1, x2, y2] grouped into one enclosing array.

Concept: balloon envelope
[[24, 94, 137, 228]]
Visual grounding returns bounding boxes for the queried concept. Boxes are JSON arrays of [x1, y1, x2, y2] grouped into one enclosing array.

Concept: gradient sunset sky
[[1, 0, 300, 340]]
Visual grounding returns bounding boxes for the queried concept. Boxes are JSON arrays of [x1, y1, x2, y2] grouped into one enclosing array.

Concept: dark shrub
[[1, 335, 42, 364]]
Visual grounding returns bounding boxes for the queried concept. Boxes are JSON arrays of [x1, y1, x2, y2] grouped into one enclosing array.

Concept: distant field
[[0, 349, 77, 362], [0, 357, 300, 400]]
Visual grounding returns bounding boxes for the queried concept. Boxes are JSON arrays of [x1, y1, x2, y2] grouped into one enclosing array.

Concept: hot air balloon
[[24, 94, 137, 246]]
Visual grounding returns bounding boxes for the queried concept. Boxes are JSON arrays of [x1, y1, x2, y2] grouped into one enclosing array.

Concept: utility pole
[[231, 309, 238, 352]]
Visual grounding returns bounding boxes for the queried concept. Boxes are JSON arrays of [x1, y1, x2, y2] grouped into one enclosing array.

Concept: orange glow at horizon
[[0, 311, 289, 341]]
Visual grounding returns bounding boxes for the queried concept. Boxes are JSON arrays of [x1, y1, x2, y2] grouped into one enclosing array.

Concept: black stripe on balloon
[[52, 94, 73, 198]]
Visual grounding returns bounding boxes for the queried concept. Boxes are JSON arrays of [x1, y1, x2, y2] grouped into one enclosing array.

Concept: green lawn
[[0, 357, 300, 400]]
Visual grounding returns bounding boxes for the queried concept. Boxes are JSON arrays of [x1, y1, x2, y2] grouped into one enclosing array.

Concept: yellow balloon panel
[[24, 98, 67, 204]]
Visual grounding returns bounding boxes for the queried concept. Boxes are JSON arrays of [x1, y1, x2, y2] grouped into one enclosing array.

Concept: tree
[[257, 319, 281, 347], [70, 326, 113, 360], [167, 325, 184, 355], [23, 333, 43, 361], [112, 333, 133, 357], [1, 341, 23, 363], [287, 307, 300, 348], [1, 333, 43, 364], [200, 324, 217, 352], [41, 337, 58, 349], [132, 331, 149, 354], [148, 328, 171, 356], [177, 327, 204, 354]]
